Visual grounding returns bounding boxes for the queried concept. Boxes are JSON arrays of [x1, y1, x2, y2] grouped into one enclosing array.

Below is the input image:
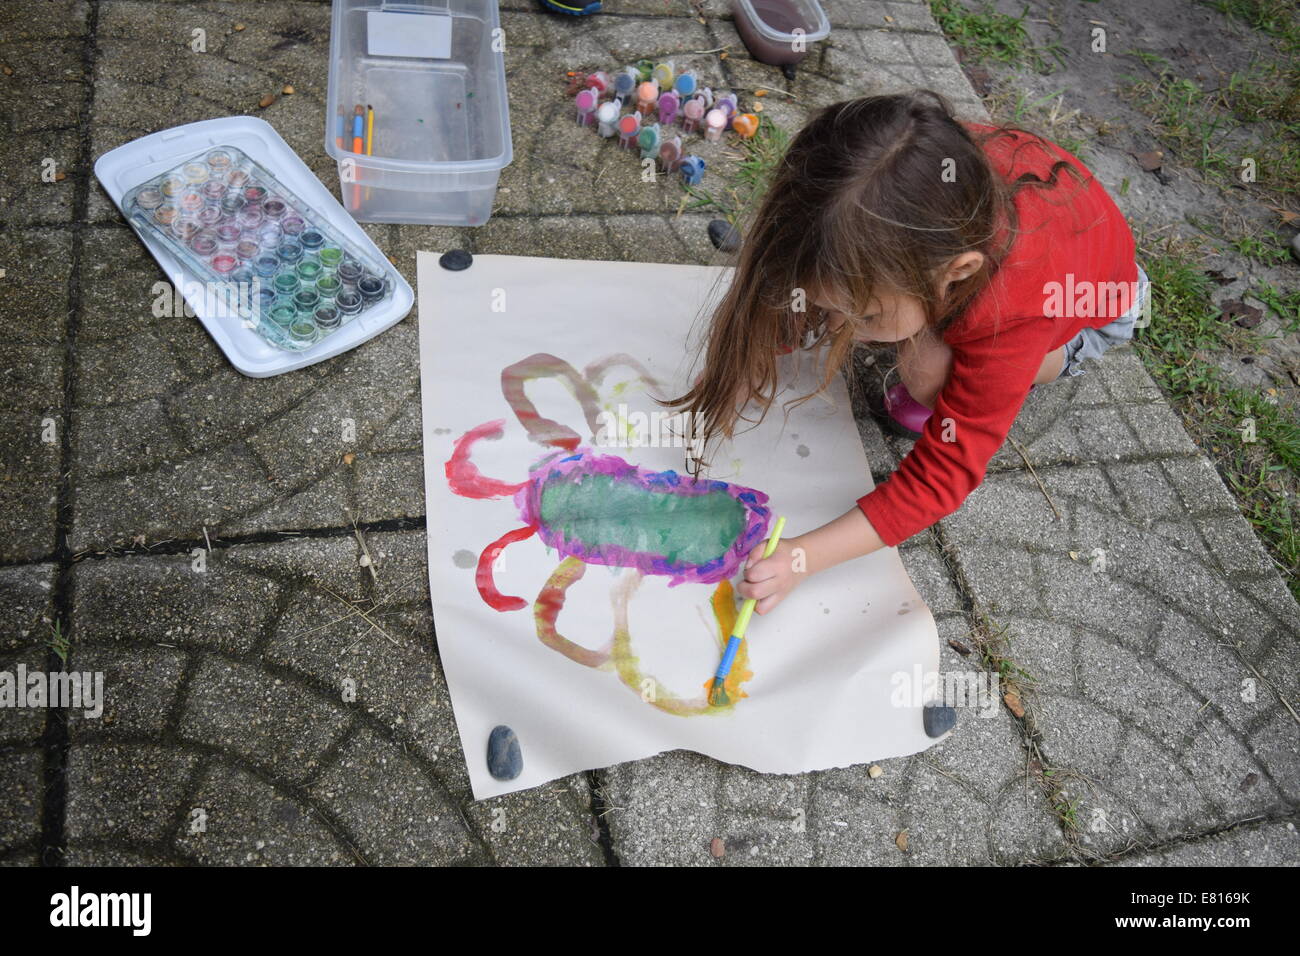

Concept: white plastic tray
[[95, 116, 414, 377]]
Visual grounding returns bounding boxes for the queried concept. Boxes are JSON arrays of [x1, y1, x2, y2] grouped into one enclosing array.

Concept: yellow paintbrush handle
[[731, 516, 786, 639]]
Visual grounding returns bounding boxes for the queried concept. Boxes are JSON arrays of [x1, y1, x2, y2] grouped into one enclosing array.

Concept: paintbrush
[[709, 515, 786, 707]]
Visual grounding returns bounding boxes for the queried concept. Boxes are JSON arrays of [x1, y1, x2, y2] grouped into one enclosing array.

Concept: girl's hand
[[736, 537, 804, 615]]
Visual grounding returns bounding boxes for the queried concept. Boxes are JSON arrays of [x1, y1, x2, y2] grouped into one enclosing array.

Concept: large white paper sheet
[[418, 254, 944, 799]]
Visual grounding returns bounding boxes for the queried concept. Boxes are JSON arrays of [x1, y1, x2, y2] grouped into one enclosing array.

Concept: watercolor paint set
[[123, 145, 396, 353], [96, 116, 413, 377]]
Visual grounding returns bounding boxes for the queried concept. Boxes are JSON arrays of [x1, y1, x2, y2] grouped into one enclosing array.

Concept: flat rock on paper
[[418, 253, 946, 799]]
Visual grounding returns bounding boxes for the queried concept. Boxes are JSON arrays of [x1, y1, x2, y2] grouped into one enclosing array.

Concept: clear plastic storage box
[[325, 0, 513, 225]]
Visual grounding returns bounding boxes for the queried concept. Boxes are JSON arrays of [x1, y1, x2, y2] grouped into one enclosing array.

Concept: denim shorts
[[1056, 264, 1150, 379]]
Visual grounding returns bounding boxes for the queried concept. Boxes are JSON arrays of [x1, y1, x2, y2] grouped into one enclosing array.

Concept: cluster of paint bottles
[[574, 60, 761, 186], [129, 147, 394, 351]]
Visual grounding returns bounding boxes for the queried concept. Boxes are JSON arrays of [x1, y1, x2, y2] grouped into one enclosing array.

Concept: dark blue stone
[[487, 725, 523, 780], [923, 702, 956, 738], [439, 249, 474, 271], [707, 219, 741, 252]]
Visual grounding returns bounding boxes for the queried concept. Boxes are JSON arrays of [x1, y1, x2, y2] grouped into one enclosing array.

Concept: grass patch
[[681, 115, 789, 225], [1205, 0, 1300, 53], [928, 0, 1063, 72], [1135, 241, 1300, 596], [1124, 58, 1300, 199], [46, 619, 69, 666]]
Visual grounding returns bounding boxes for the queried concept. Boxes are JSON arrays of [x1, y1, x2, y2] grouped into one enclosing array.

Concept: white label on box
[[366, 11, 452, 59]]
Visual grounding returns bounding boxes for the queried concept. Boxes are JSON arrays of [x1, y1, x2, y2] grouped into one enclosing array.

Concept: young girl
[[671, 91, 1148, 615]]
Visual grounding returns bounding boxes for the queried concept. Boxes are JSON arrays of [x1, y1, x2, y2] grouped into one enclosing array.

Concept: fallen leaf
[[1265, 205, 1298, 225], [1220, 298, 1263, 329], [1204, 269, 1235, 285], [234, 22, 246, 32], [1004, 691, 1025, 718], [259, 93, 276, 109], [55, 171, 66, 181], [282, 84, 295, 95], [709, 837, 725, 858], [895, 829, 909, 852], [755, 89, 767, 97], [2, 65, 13, 76], [342, 452, 356, 466], [948, 638, 971, 656], [1134, 150, 1164, 172]]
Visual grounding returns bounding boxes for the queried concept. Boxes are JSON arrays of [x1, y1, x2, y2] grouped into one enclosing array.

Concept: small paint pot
[[618, 113, 641, 150], [659, 136, 683, 172], [235, 238, 261, 261], [258, 223, 283, 247], [281, 216, 305, 236], [595, 101, 620, 138], [357, 274, 385, 302], [638, 123, 662, 161], [268, 302, 297, 327], [315, 274, 341, 299], [288, 318, 318, 346], [202, 180, 227, 203], [182, 162, 209, 185], [152, 203, 179, 226], [226, 168, 250, 188], [190, 233, 218, 257], [243, 185, 268, 205], [211, 253, 239, 275], [732, 113, 759, 139], [293, 288, 320, 313], [255, 287, 277, 312], [658, 91, 679, 126], [336, 261, 363, 285], [575, 89, 599, 126], [197, 205, 223, 227], [317, 247, 343, 269], [680, 155, 706, 186], [715, 93, 738, 126], [681, 98, 704, 133], [170, 218, 201, 242], [299, 229, 325, 251], [262, 198, 287, 219], [219, 192, 246, 215], [613, 71, 636, 100], [159, 176, 186, 198], [295, 259, 322, 284], [652, 62, 674, 88], [314, 305, 341, 330], [205, 149, 232, 172], [674, 70, 697, 97], [276, 239, 303, 263], [253, 254, 280, 278], [215, 223, 241, 248], [704, 109, 726, 143], [273, 273, 300, 296], [178, 190, 205, 214], [335, 290, 363, 315], [635, 80, 659, 116], [585, 71, 611, 94], [231, 267, 255, 287], [237, 207, 264, 230], [135, 187, 164, 211]]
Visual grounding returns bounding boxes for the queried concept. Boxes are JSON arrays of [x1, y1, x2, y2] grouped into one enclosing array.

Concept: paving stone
[[178, 656, 353, 784], [64, 741, 199, 843], [0, 748, 43, 856]]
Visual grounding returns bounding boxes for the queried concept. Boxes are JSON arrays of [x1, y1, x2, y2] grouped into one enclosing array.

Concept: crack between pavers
[[586, 769, 620, 865], [39, 0, 102, 869]]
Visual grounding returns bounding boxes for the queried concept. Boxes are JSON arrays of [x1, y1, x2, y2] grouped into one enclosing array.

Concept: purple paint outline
[[514, 449, 771, 586]]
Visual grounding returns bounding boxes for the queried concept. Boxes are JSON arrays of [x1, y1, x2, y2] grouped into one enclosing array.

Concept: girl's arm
[[737, 507, 886, 614]]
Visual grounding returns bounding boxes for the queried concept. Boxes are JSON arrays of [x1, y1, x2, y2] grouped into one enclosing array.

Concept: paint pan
[[120, 142, 400, 354]]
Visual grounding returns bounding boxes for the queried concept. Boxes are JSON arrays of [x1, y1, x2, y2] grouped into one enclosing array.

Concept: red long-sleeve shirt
[[857, 125, 1138, 547]]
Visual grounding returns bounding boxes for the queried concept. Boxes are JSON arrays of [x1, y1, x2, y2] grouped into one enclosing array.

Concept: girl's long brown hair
[[668, 89, 1090, 471]]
